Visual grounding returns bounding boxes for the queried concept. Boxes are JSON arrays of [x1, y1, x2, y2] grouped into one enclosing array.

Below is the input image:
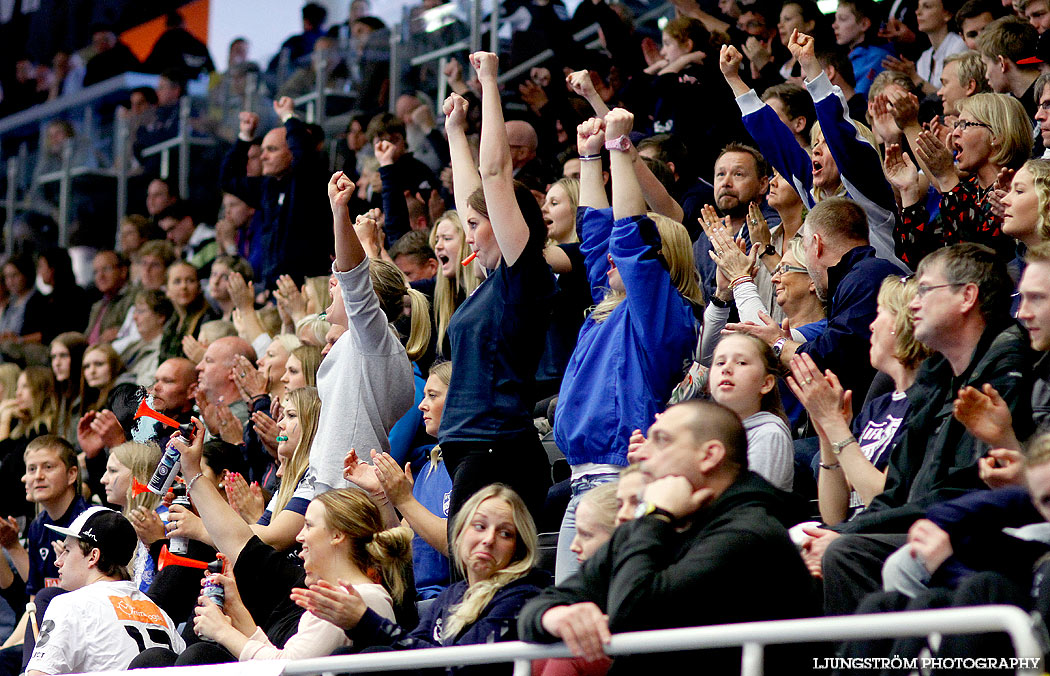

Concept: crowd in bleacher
[[3, 0, 1050, 672]]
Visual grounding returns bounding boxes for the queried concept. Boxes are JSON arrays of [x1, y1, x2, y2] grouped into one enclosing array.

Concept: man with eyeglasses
[[805, 242, 1035, 616]]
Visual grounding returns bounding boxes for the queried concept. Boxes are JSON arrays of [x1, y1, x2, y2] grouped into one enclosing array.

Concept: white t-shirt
[[27, 580, 186, 674]]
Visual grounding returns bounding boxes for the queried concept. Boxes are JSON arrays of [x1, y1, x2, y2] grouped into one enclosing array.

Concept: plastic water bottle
[[146, 423, 194, 495], [202, 560, 224, 608], [168, 486, 191, 555]]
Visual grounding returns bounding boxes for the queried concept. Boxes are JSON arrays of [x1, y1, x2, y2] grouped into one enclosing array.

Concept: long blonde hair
[[444, 484, 537, 641], [546, 178, 580, 245], [273, 386, 320, 515], [369, 258, 431, 362], [1021, 158, 1050, 242], [110, 441, 162, 515], [430, 211, 479, 355], [12, 367, 56, 438], [590, 213, 704, 323], [315, 488, 414, 606], [809, 121, 879, 202]]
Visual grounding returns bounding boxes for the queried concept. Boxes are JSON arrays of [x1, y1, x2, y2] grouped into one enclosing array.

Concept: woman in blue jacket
[[552, 110, 704, 582]]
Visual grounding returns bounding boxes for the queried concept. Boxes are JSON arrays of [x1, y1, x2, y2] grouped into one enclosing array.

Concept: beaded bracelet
[[729, 275, 753, 290]]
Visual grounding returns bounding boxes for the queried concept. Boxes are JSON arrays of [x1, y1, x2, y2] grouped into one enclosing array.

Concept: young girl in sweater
[[709, 332, 794, 491]]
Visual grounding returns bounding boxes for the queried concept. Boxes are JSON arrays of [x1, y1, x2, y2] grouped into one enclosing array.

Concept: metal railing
[[279, 606, 1046, 676], [139, 96, 215, 202]]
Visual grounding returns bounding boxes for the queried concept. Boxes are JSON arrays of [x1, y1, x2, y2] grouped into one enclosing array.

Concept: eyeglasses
[[915, 282, 966, 298], [953, 119, 992, 131], [772, 263, 808, 276]]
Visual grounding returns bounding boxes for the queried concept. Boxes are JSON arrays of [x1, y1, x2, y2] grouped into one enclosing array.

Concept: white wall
[[208, 0, 307, 72]]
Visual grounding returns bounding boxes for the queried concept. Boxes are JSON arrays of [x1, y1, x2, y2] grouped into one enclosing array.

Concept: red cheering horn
[[156, 544, 210, 571], [131, 477, 152, 497], [134, 399, 180, 429]]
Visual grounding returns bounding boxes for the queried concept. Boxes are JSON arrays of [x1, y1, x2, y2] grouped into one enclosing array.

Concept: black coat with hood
[[518, 471, 817, 674]]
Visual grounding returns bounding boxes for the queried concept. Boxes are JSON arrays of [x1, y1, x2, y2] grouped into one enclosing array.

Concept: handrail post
[[245, 71, 258, 115], [740, 642, 764, 676], [57, 138, 73, 247], [469, 0, 482, 53], [436, 56, 449, 116], [17, 143, 29, 193], [388, 27, 402, 114], [314, 58, 328, 128], [490, 0, 499, 54], [5, 158, 18, 255], [114, 114, 129, 244], [177, 96, 191, 200]]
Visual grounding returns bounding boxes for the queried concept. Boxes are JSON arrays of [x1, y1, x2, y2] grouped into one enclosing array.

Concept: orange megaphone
[[131, 478, 152, 497], [134, 400, 180, 429], [156, 545, 209, 571]]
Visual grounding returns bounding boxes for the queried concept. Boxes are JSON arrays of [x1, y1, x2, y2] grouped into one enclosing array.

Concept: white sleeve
[[26, 595, 82, 675]]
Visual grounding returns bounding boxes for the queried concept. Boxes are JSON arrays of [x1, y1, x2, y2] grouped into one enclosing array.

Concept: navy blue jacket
[[220, 117, 334, 288], [796, 245, 901, 415], [348, 569, 550, 675], [925, 487, 1047, 589]]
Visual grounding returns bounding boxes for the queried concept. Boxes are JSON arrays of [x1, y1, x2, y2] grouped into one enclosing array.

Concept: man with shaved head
[[220, 96, 332, 289], [519, 400, 815, 673], [506, 119, 554, 190], [195, 336, 256, 438]]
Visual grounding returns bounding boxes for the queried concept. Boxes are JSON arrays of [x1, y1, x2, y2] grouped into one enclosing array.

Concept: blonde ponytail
[[364, 525, 415, 606], [404, 288, 432, 361]]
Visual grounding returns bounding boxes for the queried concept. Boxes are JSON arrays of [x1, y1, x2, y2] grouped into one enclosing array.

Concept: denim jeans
[[554, 472, 620, 584]]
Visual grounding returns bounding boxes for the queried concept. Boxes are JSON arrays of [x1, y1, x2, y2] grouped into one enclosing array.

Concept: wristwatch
[[830, 435, 858, 455], [772, 337, 787, 357], [758, 244, 777, 258], [634, 501, 675, 523], [605, 134, 631, 152]]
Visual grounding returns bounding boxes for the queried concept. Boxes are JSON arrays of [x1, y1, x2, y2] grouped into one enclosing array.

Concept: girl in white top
[[709, 332, 794, 490], [308, 173, 431, 494]]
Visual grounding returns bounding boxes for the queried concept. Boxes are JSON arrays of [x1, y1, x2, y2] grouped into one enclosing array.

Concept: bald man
[[195, 336, 256, 436], [506, 119, 554, 191]]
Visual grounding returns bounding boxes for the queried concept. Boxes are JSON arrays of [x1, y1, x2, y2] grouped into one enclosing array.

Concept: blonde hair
[[369, 258, 431, 362], [198, 320, 237, 345], [546, 178, 580, 244], [445, 484, 537, 641], [590, 213, 704, 322], [430, 211, 479, 355], [273, 387, 320, 515], [295, 314, 331, 347], [314, 488, 414, 606], [1021, 158, 1050, 242], [289, 345, 322, 387], [579, 482, 619, 535], [0, 364, 20, 401], [12, 367, 56, 438], [302, 276, 331, 314], [809, 121, 880, 201], [957, 93, 1034, 169], [877, 276, 933, 371], [273, 332, 302, 353], [110, 441, 162, 515]]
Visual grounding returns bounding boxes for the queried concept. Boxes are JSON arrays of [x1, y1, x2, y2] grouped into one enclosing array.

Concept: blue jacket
[[796, 246, 902, 416], [850, 43, 895, 95], [554, 208, 698, 467], [737, 74, 906, 270]]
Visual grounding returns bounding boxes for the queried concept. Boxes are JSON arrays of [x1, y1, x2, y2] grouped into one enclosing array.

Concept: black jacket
[[837, 321, 1035, 534], [518, 472, 817, 674], [220, 117, 334, 288]]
